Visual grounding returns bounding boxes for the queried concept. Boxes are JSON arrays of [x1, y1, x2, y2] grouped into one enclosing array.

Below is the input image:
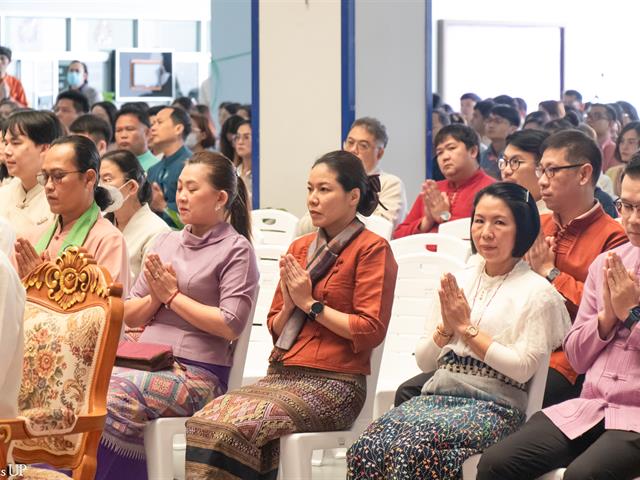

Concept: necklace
[[470, 267, 512, 328]]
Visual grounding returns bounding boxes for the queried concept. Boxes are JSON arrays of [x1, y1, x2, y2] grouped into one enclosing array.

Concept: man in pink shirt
[[393, 124, 494, 238], [477, 158, 640, 479]]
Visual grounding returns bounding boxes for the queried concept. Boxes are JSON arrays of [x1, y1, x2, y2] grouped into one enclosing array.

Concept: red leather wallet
[[115, 341, 174, 371]]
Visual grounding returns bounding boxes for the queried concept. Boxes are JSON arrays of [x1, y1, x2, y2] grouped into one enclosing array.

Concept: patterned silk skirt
[[185, 364, 366, 480], [347, 394, 525, 480]]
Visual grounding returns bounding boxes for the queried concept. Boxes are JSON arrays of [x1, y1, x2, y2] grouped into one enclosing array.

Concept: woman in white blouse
[[99, 149, 170, 286], [347, 182, 571, 480]]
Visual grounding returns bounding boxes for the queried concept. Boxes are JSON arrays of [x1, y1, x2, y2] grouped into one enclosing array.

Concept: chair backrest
[[525, 352, 551, 420], [252, 209, 299, 247], [227, 285, 259, 391], [360, 215, 393, 240], [390, 233, 471, 262], [438, 217, 471, 240], [353, 340, 386, 429], [12, 247, 123, 474]]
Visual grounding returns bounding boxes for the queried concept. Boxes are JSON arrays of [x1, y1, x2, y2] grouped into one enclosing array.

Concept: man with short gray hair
[[297, 116, 407, 235]]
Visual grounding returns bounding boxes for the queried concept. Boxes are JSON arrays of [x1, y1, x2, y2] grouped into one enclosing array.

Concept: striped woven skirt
[[346, 394, 525, 480], [185, 364, 366, 480]]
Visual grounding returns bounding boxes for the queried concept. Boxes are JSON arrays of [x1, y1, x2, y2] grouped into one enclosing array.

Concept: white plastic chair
[[252, 209, 299, 247], [390, 232, 471, 262], [438, 217, 471, 240], [277, 341, 386, 480], [373, 252, 465, 418], [360, 214, 393, 240], [244, 245, 287, 384], [461, 353, 551, 479], [143, 293, 258, 480]]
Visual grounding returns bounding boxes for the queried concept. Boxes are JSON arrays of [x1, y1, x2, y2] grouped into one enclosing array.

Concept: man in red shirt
[[0, 46, 27, 107], [393, 124, 495, 238]]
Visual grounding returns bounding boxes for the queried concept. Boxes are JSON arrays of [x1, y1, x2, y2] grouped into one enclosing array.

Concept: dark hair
[[237, 104, 252, 119], [172, 96, 195, 112], [0, 46, 12, 62], [523, 110, 550, 129], [195, 104, 212, 118], [115, 105, 151, 129], [515, 97, 527, 115], [539, 100, 565, 119], [542, 129, 602, 185], [69, 60, 89, 75], [100, 149, 151, 205], [543, 118, 575, 134], [471, 182, 540, 257], [120, 101, 149, 113], [186, 151, 252, 241], [69, 114, 112, 145], [490, 104, 520, 127], [617, 101, 639, 123], [3, 110, 64, 144], [563, 109, 581, 127], [50, 135, 113, 210], [56, 90, 90, 114], [432, 93, 442, 110], [564, 89, 582, 102], [351, 117, 389, 147], [163, 106, 191, 140], [505, 129, 550, 163], [219, 102, 241, 115], [614, 121, 640, 162], [219, 114, 245, 161], [493, 95, 518, 109], [589, 103, 616, 122], [449, 112, 465, 124], [147, 105, 165, 117], [433, 109, 451, 128], [473, 100, 495, 119], [313, 150, 379, 217], [434, 124, 480, 159], [623, 153, 640, 181], [91, 101, 117, 140], [460, 92, 481, 103], [189, 112, 216, 149]]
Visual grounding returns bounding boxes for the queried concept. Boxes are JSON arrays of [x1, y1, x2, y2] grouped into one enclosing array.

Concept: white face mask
[[100, 181, 133, 213], [185, 132, 200, 149]]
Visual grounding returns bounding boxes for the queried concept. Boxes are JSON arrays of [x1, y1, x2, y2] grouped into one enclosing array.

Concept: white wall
[[433, 0, 640, 110], [356, 0, 427, 204], [259, 1, 342, 216]]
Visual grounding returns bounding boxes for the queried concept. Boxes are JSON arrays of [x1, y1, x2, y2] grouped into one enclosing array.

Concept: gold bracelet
[[436, 325, 453, 338]]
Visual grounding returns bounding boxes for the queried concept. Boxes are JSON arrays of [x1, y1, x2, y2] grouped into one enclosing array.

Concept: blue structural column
[[251, 0, 260, 209], [341, 0, 355, 142]]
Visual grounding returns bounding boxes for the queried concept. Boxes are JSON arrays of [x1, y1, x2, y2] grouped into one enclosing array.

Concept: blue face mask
[[67, 71, 83, 87]]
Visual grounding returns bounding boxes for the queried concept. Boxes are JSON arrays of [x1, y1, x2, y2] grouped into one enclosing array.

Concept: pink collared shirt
[[543, 242, 640, 439]]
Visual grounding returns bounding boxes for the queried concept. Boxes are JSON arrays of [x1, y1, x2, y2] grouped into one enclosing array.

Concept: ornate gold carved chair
[[0, 247, 123, 479]]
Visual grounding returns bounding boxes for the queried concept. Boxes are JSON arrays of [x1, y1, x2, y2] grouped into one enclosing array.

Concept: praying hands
[[143, 253, 178, 305], [280, 254, 313, 312], [14, 237, 48, 278], [438, 273, 472, 335], [420, 180, 450, 231], [524, 231, 556, 277]]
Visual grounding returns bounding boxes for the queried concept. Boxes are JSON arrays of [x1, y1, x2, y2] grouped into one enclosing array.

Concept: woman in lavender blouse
[[95, 152, 259, 480]]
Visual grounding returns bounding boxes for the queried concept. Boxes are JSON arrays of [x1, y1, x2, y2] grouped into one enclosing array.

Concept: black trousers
[[542, 367, 585, 408], [477, 411, 640, 480], [393, 371, 434, 407]]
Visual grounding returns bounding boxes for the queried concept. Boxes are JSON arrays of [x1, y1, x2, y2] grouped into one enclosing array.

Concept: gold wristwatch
[[464, 325, 479, 339]]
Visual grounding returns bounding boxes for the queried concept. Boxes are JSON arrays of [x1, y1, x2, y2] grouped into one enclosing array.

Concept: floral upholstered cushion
[[15, 302, 107, 456]]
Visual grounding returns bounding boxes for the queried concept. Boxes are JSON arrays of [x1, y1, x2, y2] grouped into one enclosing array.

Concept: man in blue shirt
[[147, 106, 192, 227]]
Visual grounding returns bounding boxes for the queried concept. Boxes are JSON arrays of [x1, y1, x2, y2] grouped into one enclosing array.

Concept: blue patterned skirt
[[347, 394, 525, 480]]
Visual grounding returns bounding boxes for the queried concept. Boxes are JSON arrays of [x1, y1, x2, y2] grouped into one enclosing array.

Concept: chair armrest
[[0, 410, 107, 443]]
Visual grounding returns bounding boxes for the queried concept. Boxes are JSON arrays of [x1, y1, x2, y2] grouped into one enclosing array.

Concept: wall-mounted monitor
[[115, 49, 174, 102]]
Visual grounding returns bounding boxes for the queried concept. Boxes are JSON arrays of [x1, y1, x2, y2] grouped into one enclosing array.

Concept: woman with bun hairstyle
[[13, 134, 130, 292], [100, 149, 170, 285], [185, 150, 399, 479]]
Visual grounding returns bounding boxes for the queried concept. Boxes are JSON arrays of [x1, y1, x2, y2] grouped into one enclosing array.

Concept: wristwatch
[[439, 211, 452, 222], [623, 305, 640, 331], [546, 267, 561, 283], [464, 325, 479, 339], [308, 301, 324, 321]]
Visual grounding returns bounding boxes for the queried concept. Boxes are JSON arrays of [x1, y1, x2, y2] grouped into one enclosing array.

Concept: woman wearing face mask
[[13, 135, 130, 292], [94, 151, 259, 480], [186, 112, 216, 153], [100, 149, 170, 285]]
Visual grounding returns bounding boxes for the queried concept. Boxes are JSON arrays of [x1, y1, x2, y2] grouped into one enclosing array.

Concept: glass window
[[73, 19, 134, 50], [5, 17, 66, 52], [138, 20, 199, 51], [174, 62, 199, 98]]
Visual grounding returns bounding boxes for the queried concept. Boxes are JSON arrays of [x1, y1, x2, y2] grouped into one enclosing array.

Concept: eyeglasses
[[498, 156, 524, 171], [586, 112, 609, 122], [344, 138, 376, 153], [233, 133, 251, 143], [36, 170, 83, 186], [535, 163, 587, 179], [614, 199, 640, 216]]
